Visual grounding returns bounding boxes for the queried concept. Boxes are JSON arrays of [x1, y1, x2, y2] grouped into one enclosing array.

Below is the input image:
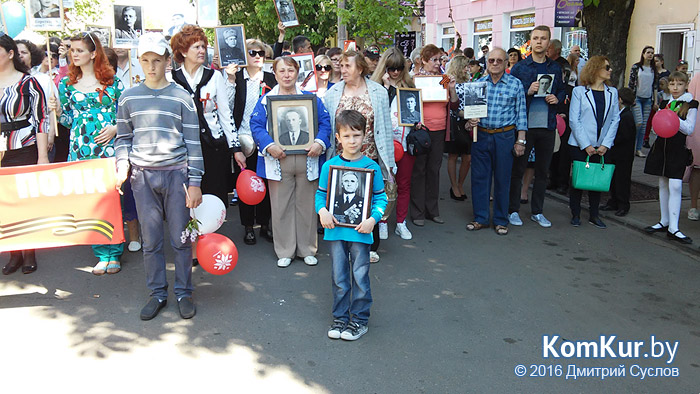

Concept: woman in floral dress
[[50, 32, 124, 275]]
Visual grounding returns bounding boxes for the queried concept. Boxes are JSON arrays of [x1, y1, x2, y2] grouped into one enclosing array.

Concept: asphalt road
[[1, 168, 699, 393]]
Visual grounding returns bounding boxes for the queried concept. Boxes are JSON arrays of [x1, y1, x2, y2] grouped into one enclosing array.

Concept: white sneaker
[[127, 241, 141, 252], [508, 212, 523, 226], [531, 214, 552, 228], [369, 251, 380, 263], [394, 221, 413, 240], [277, 258, 292, 268], [688, 208, 699, 221], [340, 322, 368, 341], [303, 256, 318, 266], [378, 222, 388, 239]]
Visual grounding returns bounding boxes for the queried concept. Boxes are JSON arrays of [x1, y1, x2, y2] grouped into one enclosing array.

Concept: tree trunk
[[583, 0, 636, 88]]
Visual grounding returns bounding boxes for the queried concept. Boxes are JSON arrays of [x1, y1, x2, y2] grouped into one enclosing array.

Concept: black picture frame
[[214, 24, 248, 67], [266, 94, 318, 154], [326, 165, 374, 228], [273, 0, 299, 28]]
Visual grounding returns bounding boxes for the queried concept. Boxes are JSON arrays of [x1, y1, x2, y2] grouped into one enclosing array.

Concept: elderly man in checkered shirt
[[465, 47, 527, 236]]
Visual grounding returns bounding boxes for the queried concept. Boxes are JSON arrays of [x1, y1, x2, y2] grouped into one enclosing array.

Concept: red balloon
[[556, 114, 566, 137], [652, 109, 680, 138], [196, 233, 238, 275], [236, 169, 266, 205], [393, 140, 404, 162]]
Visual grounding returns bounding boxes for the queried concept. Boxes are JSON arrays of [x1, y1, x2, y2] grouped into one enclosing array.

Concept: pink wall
[[423, 0, 557, 48]]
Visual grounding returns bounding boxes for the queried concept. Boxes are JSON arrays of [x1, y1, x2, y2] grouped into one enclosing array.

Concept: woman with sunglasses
[[568, 56, 620, 229], [314, 55, 334, 98], [250, 56, 331, 268], [170, 25, 241, 207], [409, 44, 458, 227], [0, 34, 49, 275], [16, 39, 58, 156], [224, 38, 277, 245], [49, 32, 125, 274], [370, 47, 415, 240]]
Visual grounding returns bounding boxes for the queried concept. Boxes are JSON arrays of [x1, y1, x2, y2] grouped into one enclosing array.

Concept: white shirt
[[116, 59, 145, 88]]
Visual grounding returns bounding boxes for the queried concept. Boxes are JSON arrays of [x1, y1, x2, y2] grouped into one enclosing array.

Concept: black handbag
[[406, 123, 431, 156]]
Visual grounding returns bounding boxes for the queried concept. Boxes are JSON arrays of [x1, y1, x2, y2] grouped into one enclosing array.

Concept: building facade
[[422, 0, 699, 77]]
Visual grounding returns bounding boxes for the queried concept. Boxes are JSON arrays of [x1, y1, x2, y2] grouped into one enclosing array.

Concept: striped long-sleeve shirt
[[115, 82, 204, 186], [0, 74, 48, 150]]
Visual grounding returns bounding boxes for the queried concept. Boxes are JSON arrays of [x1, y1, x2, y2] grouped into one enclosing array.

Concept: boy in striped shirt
[[115, 33, 203, 321]]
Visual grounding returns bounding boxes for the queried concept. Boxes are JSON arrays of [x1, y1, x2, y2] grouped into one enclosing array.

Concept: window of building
[[441, 25, 455, 51], [473, 19, 492, 54]]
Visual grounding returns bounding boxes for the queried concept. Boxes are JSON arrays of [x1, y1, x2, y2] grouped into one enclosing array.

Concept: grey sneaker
[[531, 214, 552, 228], [508, 212, 523, 226], [327, 319, 347, 339], [340, 321, 368, 341]]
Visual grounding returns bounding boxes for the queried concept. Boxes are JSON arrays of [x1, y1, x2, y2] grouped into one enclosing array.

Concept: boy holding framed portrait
[[315, 110, 387, 341]]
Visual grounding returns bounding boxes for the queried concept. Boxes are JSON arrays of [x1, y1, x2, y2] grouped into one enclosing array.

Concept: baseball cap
[[364, 45, 380, 60], [138, 32, 170, 57]]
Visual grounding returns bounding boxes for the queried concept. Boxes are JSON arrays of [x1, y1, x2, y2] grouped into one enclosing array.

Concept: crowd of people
[[1, 20, 698, 340]]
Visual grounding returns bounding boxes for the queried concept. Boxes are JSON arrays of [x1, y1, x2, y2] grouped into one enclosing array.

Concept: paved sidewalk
[[546, 150, 700, 256]]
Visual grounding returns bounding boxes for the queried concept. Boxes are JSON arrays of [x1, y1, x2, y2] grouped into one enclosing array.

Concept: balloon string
[[183, 183, 196, 221]]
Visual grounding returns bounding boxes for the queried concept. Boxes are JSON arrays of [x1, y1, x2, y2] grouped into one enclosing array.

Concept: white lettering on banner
[[15, 169, 108, 199]]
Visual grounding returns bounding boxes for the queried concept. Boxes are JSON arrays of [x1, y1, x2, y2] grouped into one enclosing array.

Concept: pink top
[[423, 101, 447, 132]]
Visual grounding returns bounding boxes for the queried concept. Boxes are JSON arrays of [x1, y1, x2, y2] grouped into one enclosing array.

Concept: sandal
[[106, 261, 121, 274], [494, 225, 508, 236], [92, 261, 109, 276], [466, 222, 487, 231], [369, 251, 380, 264]]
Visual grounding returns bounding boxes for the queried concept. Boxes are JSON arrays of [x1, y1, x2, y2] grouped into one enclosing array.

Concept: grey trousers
[[131, 166, 193, 299]]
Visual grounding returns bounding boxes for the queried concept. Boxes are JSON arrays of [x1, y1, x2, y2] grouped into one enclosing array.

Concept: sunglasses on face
[[316, 64, 332, 71], [248, 49, 265, 58], [487, 58, 505, 64], [387, 66, 405, 72], [605, 64, 612, 71]]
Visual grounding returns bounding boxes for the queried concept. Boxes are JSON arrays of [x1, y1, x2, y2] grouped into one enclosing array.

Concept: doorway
[[659, 32, 683, 72]]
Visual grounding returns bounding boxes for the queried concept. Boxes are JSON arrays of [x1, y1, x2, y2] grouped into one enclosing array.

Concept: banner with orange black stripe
[[0, 158, 124, 252]]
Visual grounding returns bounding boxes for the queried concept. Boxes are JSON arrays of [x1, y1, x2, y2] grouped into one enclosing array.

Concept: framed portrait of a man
[[266, 95, 318, 154], [456, 81, 488, 119], [326, 166, 374, 228], [214, 25, 247, 67], [86, 25, 112, 48], [274, 0, 299, 28], [113, 4, 143, 48], [535, 73, 554, 97], [197, 0, 218, 28], [289, 52, 317, 92], [397, 88, 423, 127], [27, 0, 64, 31]]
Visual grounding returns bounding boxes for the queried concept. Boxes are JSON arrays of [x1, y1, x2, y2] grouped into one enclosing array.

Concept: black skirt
[[1, 144, 38, 167], [643, 133, 690, 179]]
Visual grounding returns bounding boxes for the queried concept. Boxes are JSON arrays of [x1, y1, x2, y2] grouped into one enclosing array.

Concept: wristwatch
[[516, 139, 526, 145]]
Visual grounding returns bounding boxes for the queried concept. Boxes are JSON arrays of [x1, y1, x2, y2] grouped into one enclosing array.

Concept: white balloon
[[190, 194, 226, 234], [239, 134, 256, 158]]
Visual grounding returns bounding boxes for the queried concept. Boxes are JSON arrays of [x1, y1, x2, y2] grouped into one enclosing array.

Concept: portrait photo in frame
[[266, 95, 318, 154], [274, 0, 299, 28], [113, 4, 143, 48], [197, 0, 218, 27], [414, 75, 448, 102], [86, 25, 112, 48], [26, 0, 64, 31], [397, 87, 424, 127], [290, 52, 317, 92], [326, 165, 374, 228], [214, 24, 248, 67]]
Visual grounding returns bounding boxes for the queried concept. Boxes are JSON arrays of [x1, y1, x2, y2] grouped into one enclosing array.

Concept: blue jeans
[[330, 240, 372, 325], [471, 129, 515, 226], [130, 166, 193, 299], [633, 96, 653, 150]]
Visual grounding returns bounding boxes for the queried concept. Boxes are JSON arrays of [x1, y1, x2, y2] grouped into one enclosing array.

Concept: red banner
[[0, 158, 125, 252]]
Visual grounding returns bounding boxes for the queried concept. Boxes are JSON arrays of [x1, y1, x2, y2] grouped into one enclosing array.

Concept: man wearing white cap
[[115, 33, 204, 321]]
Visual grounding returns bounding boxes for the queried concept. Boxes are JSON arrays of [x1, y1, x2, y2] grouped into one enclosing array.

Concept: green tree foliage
[[338, 0, 413, 45], [219, 0, 337, 45]]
